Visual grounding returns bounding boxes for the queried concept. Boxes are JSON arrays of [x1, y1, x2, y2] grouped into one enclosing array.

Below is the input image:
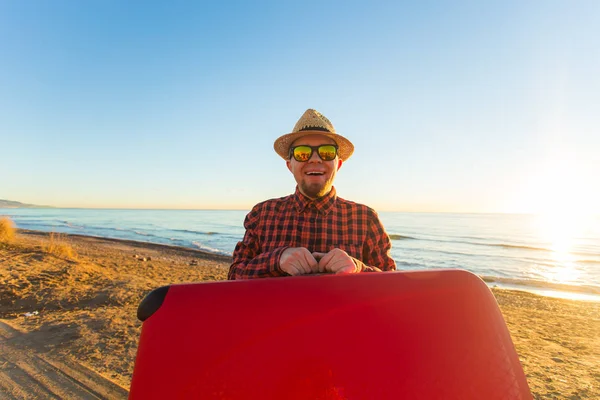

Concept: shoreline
[[1, 229, 599, 398], [18, 229, 232, 263], [488, 282, 600, 302], [19, 228, 600, 302]]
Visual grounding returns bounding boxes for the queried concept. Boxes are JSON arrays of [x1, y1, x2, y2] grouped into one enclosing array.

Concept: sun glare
[[534, 213, 584, 285], [515, 153, 600, 286]]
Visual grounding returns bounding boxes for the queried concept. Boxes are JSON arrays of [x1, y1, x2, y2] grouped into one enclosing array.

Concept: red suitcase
[[130, 270, 531, 399]]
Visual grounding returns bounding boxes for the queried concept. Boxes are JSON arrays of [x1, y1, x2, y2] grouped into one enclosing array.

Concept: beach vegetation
[[0, 217, 16, 243], [44, 232, 77, 260]]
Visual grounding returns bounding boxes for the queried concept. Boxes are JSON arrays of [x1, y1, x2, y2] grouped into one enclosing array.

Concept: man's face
[[286, 134, 343, 199]]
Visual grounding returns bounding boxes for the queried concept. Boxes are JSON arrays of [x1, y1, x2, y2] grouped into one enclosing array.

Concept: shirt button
[[310, 218, 315, 223]]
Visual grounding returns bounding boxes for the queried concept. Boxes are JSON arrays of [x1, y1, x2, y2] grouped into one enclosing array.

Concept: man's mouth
[[305, 171, 325, 176]]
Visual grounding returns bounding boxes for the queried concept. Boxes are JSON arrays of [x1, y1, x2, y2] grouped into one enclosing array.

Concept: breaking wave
[[389, 234, 416, 240], [480, 275, 600, 295]]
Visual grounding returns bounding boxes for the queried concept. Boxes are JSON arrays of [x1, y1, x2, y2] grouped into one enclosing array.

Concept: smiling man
[[228, 109, 396, 279]]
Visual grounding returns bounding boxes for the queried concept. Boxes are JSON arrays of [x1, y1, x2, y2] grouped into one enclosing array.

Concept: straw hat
[[273, 109, 354, 161]]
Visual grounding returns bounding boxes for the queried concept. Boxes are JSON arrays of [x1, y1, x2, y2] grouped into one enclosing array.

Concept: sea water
[[2, 208, 599, 299]]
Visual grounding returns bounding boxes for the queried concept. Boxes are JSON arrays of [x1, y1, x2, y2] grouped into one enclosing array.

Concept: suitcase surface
[[130, 270, 532, 399]]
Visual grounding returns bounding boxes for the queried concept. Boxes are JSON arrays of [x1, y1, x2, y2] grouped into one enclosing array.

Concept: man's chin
[[301, 182, 330, 199]]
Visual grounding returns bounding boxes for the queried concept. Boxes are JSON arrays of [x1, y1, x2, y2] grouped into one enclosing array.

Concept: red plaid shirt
[[228, 187, 396, 279]]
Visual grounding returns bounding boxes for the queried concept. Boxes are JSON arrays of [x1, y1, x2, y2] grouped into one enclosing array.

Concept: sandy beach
[[1, 230, 599, 399]]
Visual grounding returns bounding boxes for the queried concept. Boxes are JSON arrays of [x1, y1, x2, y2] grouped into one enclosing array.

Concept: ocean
[[2, 208, 599, 300]]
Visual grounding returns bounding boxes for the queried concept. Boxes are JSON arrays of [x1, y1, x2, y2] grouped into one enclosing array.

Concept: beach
[[1, 230, 599, 399]]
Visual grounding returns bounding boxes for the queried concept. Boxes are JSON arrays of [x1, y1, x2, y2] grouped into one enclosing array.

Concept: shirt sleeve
[[228, 206, 289, 280], [355, 209, 397, 273]]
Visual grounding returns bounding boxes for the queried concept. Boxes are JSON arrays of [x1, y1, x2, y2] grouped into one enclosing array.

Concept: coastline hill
[[0, 199, 51, 208]]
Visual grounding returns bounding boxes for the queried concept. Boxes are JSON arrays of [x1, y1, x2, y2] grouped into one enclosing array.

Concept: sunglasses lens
[[291, 145, 338, 162], [318, 145, 337, 161], [293, 146, 313, 162]]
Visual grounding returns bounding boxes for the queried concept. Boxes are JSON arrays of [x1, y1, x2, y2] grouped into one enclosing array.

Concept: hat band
[[298, 126, 331, 133]]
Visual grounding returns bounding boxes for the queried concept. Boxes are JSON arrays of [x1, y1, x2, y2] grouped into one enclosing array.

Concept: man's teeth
[[306, 172, 324, 175]]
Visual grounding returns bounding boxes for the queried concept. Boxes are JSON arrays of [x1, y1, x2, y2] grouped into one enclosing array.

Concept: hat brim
[[273, 130, 355, 161]]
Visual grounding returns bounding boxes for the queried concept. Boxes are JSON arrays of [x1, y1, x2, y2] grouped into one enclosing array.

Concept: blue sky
[[1, 1, 599, 214]]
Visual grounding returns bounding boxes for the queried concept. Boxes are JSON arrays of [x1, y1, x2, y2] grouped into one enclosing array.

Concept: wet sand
[[1, 230, 598, 398]]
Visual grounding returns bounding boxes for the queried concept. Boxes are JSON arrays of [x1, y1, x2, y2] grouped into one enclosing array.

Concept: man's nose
[[308, 150, 322, 163]]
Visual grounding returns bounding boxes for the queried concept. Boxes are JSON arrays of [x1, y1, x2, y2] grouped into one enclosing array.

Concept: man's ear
[[286, 160, 292, 172], [336, 159, 343, 171]]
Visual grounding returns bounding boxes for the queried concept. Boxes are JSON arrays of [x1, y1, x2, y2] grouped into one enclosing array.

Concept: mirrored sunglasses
[[289, 145, 338, 162]]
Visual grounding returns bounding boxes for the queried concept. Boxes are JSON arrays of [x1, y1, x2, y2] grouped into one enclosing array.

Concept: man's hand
[[312, 248, 360, 274], [280, 247, 319, 276]]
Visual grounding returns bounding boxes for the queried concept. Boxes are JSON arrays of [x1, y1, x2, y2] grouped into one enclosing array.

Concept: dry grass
[[0, 217, 16, 243], [44, 232, 77, 259], [0, 230, 230, 388]]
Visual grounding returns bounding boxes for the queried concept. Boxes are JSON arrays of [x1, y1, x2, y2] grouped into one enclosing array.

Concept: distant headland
[[0, 199, 52, 208]]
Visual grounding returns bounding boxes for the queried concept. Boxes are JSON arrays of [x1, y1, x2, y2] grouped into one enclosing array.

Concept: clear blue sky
[[1, 1, 599, 214]]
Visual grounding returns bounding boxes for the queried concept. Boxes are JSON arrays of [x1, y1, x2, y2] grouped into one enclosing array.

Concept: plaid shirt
[[228, 187, 396, 279]]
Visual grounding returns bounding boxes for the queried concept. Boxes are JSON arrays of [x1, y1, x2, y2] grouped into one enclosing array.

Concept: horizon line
[[3, 206, 597, 217]]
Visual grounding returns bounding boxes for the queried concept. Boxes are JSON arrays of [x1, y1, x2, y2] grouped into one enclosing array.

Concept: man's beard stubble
[[300, 180, 332, 199]]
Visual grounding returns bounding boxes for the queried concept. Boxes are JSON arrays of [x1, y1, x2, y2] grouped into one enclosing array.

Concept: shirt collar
[[293, 186, 337, 215]]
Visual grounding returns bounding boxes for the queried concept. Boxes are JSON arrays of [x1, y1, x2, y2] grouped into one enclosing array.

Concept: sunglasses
[[289, 145, 339, 162]]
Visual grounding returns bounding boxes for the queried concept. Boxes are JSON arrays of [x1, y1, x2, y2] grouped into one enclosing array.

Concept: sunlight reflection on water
[[532, 213, 594, 286]]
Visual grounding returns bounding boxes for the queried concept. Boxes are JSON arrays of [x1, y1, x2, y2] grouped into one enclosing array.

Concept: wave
[[485, 243, 549, 251], [480, 275, 600, 295], [45, 224, 163, 240], [401, 247, 488, 260], [395, 261, 433, 269], [389, 234, 417, 240], [133, 230, 158, 237], [578, 259, 600, 265], [390, 234, 599, 257], [77, 226, 160, 238], [456, 241, 599, 258], [191, 241, 231, 256], [172, 229, 220, 236], [0, 213, 26, 218], [17, 222, 123, 235], [62, 220, 85, 229], [16, 222, 63, 229], [389, 234, 548, 250]]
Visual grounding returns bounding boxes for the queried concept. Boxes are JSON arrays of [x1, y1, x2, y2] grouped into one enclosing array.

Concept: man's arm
[[355, 209, 396, 272], [228, 208, 289, 280]]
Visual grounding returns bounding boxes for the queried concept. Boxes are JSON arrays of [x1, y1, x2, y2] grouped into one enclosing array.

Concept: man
[[228, 109, 396, 279]]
